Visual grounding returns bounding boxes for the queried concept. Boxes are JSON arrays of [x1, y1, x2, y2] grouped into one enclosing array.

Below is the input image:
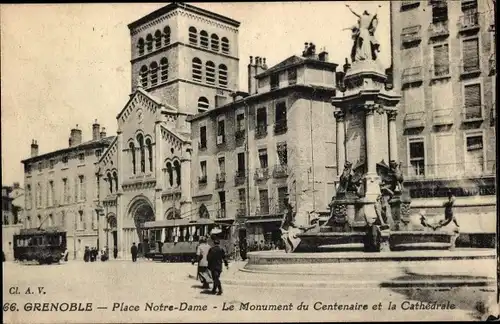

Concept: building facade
[[188, 44, 339, 247], [390, 0, 496, 234], [21, 123, 114, 259], [96, 3, 241, 258]]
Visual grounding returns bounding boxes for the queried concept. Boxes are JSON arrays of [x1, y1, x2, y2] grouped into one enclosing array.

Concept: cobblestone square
[[2, 259, 495, 323]]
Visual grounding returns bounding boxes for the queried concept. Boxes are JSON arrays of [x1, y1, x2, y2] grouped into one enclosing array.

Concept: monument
[[279, 5, 459, 253]]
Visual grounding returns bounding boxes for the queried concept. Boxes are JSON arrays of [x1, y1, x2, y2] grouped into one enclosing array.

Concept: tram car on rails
[[13, 227, 67, 264], [142, 218, 233, 262]]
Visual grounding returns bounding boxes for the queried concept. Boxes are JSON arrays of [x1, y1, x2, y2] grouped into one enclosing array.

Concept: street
[[2, 259, 496, 323]]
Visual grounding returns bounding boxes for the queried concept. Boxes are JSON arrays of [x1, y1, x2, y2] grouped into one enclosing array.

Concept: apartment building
[[21, 122, 114, 259], [188, 43, 338, 246], [390, 0, 496, 227]]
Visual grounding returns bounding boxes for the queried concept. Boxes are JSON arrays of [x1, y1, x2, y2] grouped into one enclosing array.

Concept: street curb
[[220, 278, 497, 289]]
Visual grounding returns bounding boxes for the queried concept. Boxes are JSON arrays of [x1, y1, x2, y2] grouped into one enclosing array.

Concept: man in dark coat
[[84, 246, 90, 262], [207, 239, 229, 295], [131, 243, 138, 262]]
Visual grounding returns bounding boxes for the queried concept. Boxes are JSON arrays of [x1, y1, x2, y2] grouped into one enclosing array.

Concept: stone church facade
[[97, 3, 240, 257]]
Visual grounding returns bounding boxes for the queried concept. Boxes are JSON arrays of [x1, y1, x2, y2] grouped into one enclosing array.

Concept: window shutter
[[434, 45, 449, 75], [464, 84, 481, 118], [463, 39, 479, 71]]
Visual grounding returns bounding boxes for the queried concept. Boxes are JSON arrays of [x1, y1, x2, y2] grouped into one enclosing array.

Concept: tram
[[141, 218, 233, 262], [13, 227, 67, 264]]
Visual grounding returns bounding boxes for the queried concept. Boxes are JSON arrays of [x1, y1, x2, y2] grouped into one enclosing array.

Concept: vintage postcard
[[1, 1, 498, 323]]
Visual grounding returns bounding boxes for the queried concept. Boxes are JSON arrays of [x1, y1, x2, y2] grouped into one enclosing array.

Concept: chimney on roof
[[92, 119, 100, 141], [30, 139, 39, 157], [262, 57, 268, 70], [100, 127, 107, 139], [248, 56, 257, 95], [69, 124, 82, 147], [255, 57, 266, 79], [318, 50, 329, 62]]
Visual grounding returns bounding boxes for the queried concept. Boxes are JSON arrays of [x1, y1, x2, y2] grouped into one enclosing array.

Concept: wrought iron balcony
[[198, 175, 207, 185], [255, 124, 267, 138], [432, 108, 454, 126], [254, 168, 269, 181], [234, 170, 246, 186], [216, 209, 226, 219], [401, 66, 423, 85], [458, 11, 480, 32], [216, 173, 226, 188], [428, 21, 449, 38], [253, 198, 286, 216], [198, 141, 207, 150], [273, 164, 288, 178], [403, 160, 496, 181], [235, 129, 245, 142], [274, 119, 287, 135], [403, 111, 425, 129]]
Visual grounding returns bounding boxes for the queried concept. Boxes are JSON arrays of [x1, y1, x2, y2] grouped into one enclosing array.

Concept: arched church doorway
[[106, 214, 118, 258], [128, 198, 155, 257]]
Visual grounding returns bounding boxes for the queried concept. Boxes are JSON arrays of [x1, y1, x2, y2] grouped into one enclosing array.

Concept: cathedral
[[97, 3, 241, 257]]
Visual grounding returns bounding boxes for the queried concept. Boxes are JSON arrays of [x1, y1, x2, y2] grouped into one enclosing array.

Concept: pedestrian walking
[[195, 236, 211, 289], [207, 239, 229, 295], [131, 242, 138, 262], [84, 246, 90, 262]]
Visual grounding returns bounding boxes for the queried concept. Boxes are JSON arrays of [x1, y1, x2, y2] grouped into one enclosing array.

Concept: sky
[[1, 2, 390, 186]]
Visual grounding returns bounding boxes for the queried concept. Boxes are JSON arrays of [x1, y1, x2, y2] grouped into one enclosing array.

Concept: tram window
[[165, 228, 173, 242]]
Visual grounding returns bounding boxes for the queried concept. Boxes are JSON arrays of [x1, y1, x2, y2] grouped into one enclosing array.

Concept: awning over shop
[[143, 218, 214, 228], [245, 217, 282, 224]]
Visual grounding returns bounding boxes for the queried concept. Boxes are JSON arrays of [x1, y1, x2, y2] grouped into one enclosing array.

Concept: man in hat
[[195, 236, 211, 289], [207, 238, 229, 295], [130, 242, 138, 262]]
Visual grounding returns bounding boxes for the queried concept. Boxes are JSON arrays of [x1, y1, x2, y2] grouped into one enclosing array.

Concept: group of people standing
[[83, 246, 113, 262], [193, 236, 229, 295]]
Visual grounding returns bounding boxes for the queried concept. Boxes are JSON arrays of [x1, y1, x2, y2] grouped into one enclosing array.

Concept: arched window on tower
[[146, 138, 153, 172], [200, 30, 209, 48], [173, 160, 181, 187], [146, 34, 153, 52], [166, 162, 173, 187], [113, 171, 118, 192], [140, 65, 148, 88], [192, 58, 202, 82], [137, 134, 145, 173], [188, 26, 197, 45], [160, 58, 168, 83], [150, 62, 158, 86], [164, 26, 171, 46], [218, 64, 228, 88], [154, 30, 162, 49], [211, 34, 219, 52], [129, 142, 136, 174], [198, 97, 209, 112], [138, 38, 145, 56], [221, 37, 229, 54], [107, 172, 113, 194], [206, 61, 216, 85]]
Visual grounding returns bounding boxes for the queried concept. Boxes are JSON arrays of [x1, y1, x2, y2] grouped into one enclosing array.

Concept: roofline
[[21, 137, 116, 164], [256, 59, 339, 79], [127, 2, 240, 31], [187, 83, 337, 122], [97, 136, 118, 165]]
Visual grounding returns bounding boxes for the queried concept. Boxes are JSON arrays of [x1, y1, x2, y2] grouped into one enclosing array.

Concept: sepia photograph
[[1, 1, 498, 322]]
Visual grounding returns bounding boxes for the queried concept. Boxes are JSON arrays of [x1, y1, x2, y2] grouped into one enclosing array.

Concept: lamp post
[[95, 205, 104, 251]]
